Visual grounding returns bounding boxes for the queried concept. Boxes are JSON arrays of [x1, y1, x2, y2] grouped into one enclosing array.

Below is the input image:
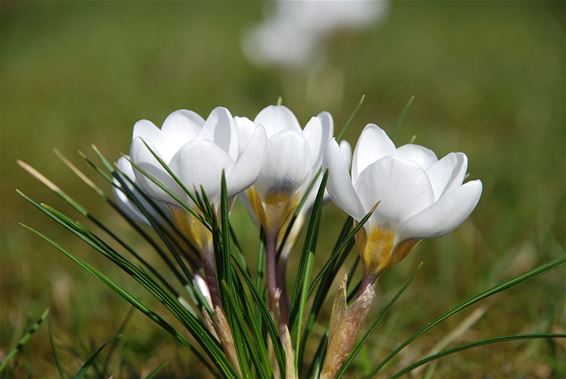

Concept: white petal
[[303, 111, 334, 165], [199, 107, 239, 161], [161, 109, 204, 143], [113, 156, 149, 225], [254, 105, 302, 138], [355, 156, 434, 229], [351, 124, 396, 183], [398, 180, 482, 240], [132, 119, 162, 142], [299, 173, 324, 213], [396, 144, 438, 170], [169, 140, 235, 203], [227, 126, 267, 196], [234, 116, 257, 154], [255, 130, 312, 197], [130, 137, 183, 203], [426, 152, 468, 201], [323, 138, 365, 220], [116, 155, 136, 181], [339, 140, 352, 170]]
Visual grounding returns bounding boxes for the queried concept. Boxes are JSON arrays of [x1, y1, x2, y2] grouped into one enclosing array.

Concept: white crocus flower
[[324, 124, 482, 275], [235, 105, 334, 238], [235, 105, 334, 323], [243, 0, 389, 68], [129, 107, 267, 252]]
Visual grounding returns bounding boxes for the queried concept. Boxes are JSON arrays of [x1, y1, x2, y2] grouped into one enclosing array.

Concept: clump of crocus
[[20, 101, 490, 379]]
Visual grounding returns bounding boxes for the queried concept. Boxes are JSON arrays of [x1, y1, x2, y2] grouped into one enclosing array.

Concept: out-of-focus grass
[[1, 1, 564, 377]]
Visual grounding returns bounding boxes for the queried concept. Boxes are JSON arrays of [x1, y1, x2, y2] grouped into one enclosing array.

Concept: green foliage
[[0, 308, 49, 374]]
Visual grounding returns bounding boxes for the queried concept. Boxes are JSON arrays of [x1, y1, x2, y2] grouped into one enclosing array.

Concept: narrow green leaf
[[0, 308, 49, 373], [306, 334, 327, 379], [48, 318, 68, 379], [126, 155, 208, 229], [277, 169, 322, 259], [309, 207, 375, 296], [391, 333, 566, 378], [221, 281, 264, 379], [20, 223, 230, 378], [366, 258, 566, 377], [290, 171, 328, 327], [145, 362, 168, 379], [73, 335, 119, 379], [233, 258, 286, 377], [19, 159, 182, 295], [294, 253, 315, 370], [391, 95, 415, 135], [102, 307, 136, 376], [337, 94, 365, 141]]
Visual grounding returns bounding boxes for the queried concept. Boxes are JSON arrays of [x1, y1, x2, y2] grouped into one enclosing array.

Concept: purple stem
[[266, 233, 283, 326], [276, 255, 290, 325], [356, 271, 378, 299], [202, 249, 222, 309]]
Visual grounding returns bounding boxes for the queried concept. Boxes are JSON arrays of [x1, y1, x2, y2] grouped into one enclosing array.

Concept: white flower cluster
[[116, 104, 482, 274], [243, 0, 389, 68]]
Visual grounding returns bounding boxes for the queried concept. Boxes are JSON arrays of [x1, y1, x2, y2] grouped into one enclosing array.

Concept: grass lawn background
[[1, 1, 564, 377]]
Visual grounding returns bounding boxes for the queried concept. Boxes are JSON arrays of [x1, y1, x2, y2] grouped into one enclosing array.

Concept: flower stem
[[266, 232, 288, 331], [202, 249, 222, 309], [356, 271, 378, 299], [266, 233, 278, 308], [276, 254, 290, 325]]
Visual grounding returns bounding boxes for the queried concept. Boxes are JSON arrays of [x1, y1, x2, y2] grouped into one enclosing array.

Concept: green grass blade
[[221, 281, 263, 379], [391, 95, 415, 135], [337, 94, 365, 141], [137, 140, 206, 218], [18, 191, 236, 377], [73, 335, 119, 379], [309, 206, 376, 296], [219, 173, 233, 288], [144, 362, 168, 379], [20, 223, 230, 378], [102, 307, 135, 376], [336, 263, 422, 378], [0, 308, 49, 373], [298, 207, 376, 368], [294, 252, 315, 371], [391, 333, 566, 378], [126, 156, 208, 228], [233, 258, 286, 377], [48, 318, 68, 379], [366, 257, 566, 377], [276, 169, 322, 259], [306, 334, 327, 379], [19, 159, 183, 295], [290, 171, 328, 327]]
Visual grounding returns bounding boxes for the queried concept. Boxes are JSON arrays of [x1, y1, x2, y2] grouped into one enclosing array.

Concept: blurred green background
[[1, 1, 564, 377]]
